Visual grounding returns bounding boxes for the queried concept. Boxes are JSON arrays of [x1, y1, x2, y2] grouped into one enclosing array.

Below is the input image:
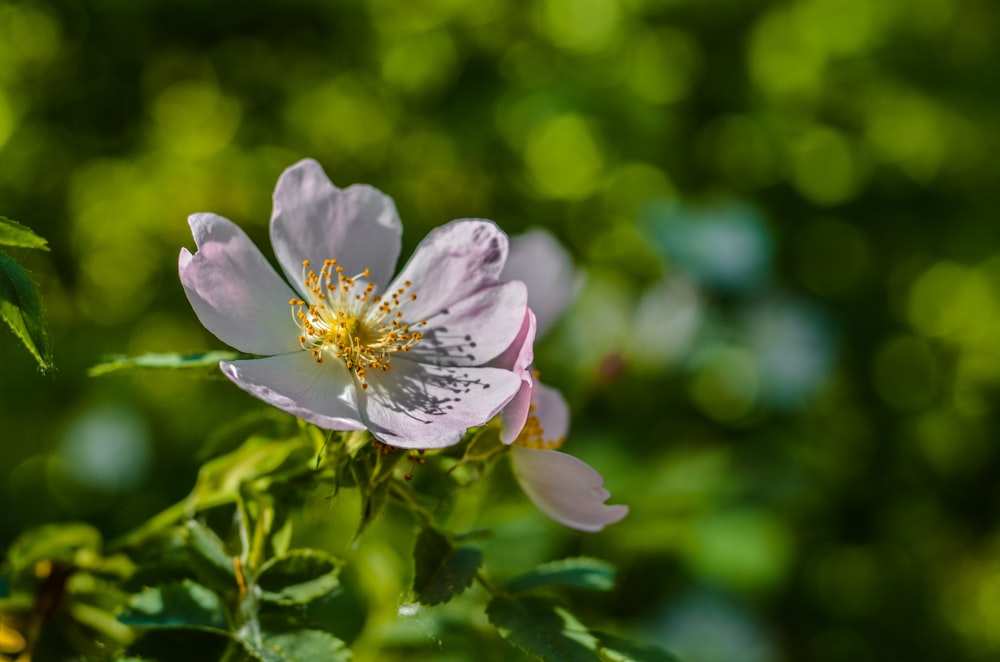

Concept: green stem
[[389, 480, 436, 528]]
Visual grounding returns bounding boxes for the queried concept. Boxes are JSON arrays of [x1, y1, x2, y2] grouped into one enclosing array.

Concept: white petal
[[511, 446, 628, 532], [179, 213, 300, 355], [220, 352, 365, 431], [358, 357, 521, 449], [389, 219, 509, 323], [406, 281, 528, 367], [501, 229, 579, 337], [270, 159, 402, 292]]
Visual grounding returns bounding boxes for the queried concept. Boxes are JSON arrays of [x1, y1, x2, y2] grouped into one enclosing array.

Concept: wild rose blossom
[[179, 159, 525, 449], [498, 230, 628, 532]]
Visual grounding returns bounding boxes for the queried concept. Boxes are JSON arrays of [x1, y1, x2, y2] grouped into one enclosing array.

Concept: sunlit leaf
[[0, 252, 52, 370], [118, 581, 228, 632], [412, 527, 482, 606], [192, 434, 316, 511], [88, 351, 245, 377], [239, 628, 351, 662], [0, 217, 48, 251], [507, 557, 617, 593], [257, 549, 342, 606], [593, 631, 680, 662], [6, 523, 101, 576], [486, 595, 599, 661]]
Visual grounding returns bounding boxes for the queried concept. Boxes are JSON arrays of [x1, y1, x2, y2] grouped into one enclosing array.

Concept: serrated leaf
[[88, 351, 244, 377], [0, 217, 48, 250], [412, 527, 482, 606], [593, 632, 680, 662], [239, 628, 351, 662], [183, 521, 237, 592], [487, 595, 599, 661], [118, 581, 228, 632], [256, 549, 341, 606], [507, 558, 617, 594], [0, 251, 52, 370]]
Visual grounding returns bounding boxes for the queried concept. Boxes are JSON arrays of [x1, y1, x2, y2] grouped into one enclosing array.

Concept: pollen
[[513, 406, 564, 451], [289, 260, 426, 389]]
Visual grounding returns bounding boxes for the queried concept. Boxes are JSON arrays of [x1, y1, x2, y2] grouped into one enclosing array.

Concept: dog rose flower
[[179, 159, 525, 449]]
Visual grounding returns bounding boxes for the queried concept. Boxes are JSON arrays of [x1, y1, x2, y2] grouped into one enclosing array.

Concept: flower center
[[290, 259, 426, 390], [513, 406, 564, 450]]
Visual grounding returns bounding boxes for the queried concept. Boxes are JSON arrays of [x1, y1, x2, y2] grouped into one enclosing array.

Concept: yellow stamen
[[289, 260, 427, 389]]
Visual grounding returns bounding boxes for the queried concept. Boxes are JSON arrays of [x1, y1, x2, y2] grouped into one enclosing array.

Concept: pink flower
[[179, 159, 526, 449], [498, 230, 628, 532]]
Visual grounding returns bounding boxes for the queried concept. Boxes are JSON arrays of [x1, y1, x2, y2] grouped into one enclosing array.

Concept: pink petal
[[389, 219, 509, 323], [179, 213, 301, 355], [220, 352, 365, 431], [493, 309, 537, 374], [531, 381, 570, 442], [494, 310, 538, 445], [407, 281, 528, 368], [501, 229, 578, 337], [270, 159, 402, 292], [511, 446, 628, 532], [500, 377, 533, 445], [358, 357, 521, 449]]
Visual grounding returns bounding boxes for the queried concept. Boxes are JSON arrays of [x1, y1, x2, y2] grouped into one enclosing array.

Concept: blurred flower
[[179, 159, 525, 449], [498, 229, 627, 532], [644, 201, 773, 294]]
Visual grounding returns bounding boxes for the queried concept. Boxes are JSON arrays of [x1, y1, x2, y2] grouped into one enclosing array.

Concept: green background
[[3, 0, 1000, 659]]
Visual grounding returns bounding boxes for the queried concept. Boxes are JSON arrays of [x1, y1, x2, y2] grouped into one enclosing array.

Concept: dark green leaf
[[593, 632, 681, 662], [88, 351, 244, 377], [0, 251, 52, 370], [0, 217, 48, 250], [118, 581, 228, 632], [239, 628, 351, 662], [412, 527, 482, 606], [486, 595, 599, 661], [507, 558, 617, 594], [349, 451, 395, 540], [256, 549, 342, 606]]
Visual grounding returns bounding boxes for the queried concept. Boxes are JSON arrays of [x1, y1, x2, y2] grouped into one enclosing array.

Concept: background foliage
[[2, 0, 1000, 659]]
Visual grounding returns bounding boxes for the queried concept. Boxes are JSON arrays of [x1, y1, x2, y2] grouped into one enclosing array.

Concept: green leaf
[[0, 217, 48, 250], [0, 251, 52, 370], [192, 434, 316, 511], [88, 350, 244, 377], [183, 521, 238, 592], [507, 558, 617, 594], [487, 595, 599, 662], [6, 523, 101, 576], [239, 628, 351, 662], [412, 527, 482, 606], [593, 632, 681, 662], [118, 581, 228, 633], [256, 549, 342, 606], [349, 450, 398, 540]]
